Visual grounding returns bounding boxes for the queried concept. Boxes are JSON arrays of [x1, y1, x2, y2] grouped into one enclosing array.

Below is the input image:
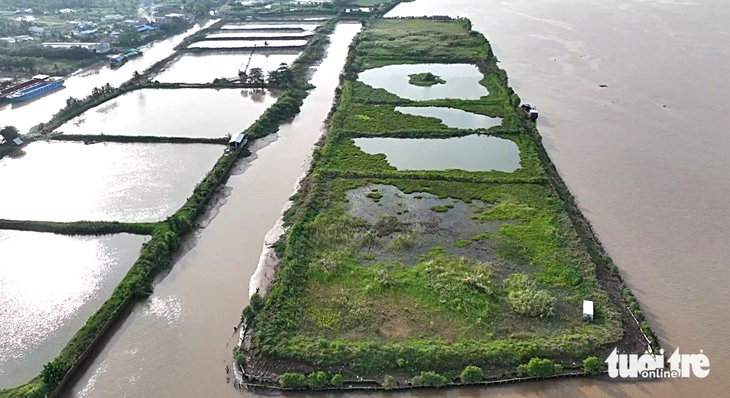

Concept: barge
[[5, 76, 65, 103]]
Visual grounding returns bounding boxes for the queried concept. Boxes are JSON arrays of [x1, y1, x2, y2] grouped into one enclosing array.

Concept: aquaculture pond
[[353, 134, 521, 172], [57, 23, 363, 398], [220, 23, 319, 31], [155, 53, 300, 84], [206, 31, 313, 39], [56, 88, 276, 138], [357, 63, 489, 100], [0, 141, 222, 222], [188, 39, 309, 49], [0, 231, 145, 389], [395, 106, 502, 129], [0, 21, 213, 134]]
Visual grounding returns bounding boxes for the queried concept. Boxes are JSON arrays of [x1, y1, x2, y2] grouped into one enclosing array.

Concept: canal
[[0, 20, 214, 134], [59, 23, 362, 398]]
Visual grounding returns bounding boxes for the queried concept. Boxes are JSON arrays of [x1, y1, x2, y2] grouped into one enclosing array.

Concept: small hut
[[229, 133, 247, 149], [583, 300, 594, 322]]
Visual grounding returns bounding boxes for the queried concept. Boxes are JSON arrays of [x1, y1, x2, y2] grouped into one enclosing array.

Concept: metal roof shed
[[229, 133, 247, 148], [583, 300, 594, 322]]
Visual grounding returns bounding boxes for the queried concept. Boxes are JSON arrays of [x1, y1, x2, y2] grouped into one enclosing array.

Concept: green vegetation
[[382, 374, 395, 389], [280, 372, 306, 388], [517, 358, 556, 377], [408, 72, 445, 86], [583, 356, 601, 374], [0, 219, 157, 235], [242, 16, 648, 390], [460, 366, 484, 383], [330, 373, 344, 386], [412, 371, 448, 387]]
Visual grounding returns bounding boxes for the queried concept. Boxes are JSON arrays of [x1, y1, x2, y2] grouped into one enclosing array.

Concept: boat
[[6, 77, 65, 103], [109, 54, 127, 67], [0, 75, 50, 101], [124, 48, 142, 58]]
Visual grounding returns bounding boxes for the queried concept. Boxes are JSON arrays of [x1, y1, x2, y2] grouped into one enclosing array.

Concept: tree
[[0, 125, 20, 143], [460, 366, 484, 383], [192, 1, 208, 16], [247, 67, 264, 85], [267, 63, 294, 87], [41, 359, 67, 388], [583, 356, 601, 375]]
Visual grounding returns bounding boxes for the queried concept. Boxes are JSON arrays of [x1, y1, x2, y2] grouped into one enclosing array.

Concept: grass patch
[[408, 72, 445, 86]]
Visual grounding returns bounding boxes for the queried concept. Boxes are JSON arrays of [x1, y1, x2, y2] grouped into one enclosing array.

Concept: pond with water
[[188, 39, 308, 49], [0, 141, 222, 222], [395, 106, 502, 129], [57, 88, 276, 138], [353, 134, 520, 172], [0, 21, 213, 134], [0, 231, 145, 388], [357, 63, 488, 100], [220, 23, 318, 31], [206, 31, 313, 39], [156, 53, 300, 83]]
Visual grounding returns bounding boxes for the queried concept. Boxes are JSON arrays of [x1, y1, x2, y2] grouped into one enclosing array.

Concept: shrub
[[307, 371, 329, 389], [250, 292, 264, 312], [460, 366, 484, 383], [505, 274, 555, 318], [41, 358, 67, 389], [412, 371, 448, 387], [517, 358, 555, 377], [279, 372, 306, 388], [383, 374, 395, 390], [583, 356, 601, 375], [330, 373, 344, 386]]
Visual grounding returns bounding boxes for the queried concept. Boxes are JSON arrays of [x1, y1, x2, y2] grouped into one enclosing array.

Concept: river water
[[59, 23, 362, 398], [0, 21, 214, 134]]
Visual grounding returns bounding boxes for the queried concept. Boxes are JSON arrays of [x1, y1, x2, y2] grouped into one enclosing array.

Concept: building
[[432, 15, 452, 22], [136, 25, 157, 33], [229, 133, 247, 149], [29, 26, 45, 35], [12, 138, 23, 146], [583, 300, 594, 322], [13, 35, 34, 42], [102, 14, 125, 22]]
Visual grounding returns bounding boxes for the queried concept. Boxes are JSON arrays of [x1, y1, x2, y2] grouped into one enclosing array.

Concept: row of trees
[[237, 63, 296, 87]]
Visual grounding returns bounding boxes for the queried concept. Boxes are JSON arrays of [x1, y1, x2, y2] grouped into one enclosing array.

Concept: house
[[12, 138, 23, 146], [136, 25, 157, 33], [583, 300, 594, 322], [94, 42, 112, 54], [164, 13, 185, 20], [13, 35, 34, 42], [229, 133, 247, 149], [0, 37, 15, 43], [432, 15, 451, 22], [102, 14, 125, 22], [29, 26, 45, 35], [58, 8, 75, 14]]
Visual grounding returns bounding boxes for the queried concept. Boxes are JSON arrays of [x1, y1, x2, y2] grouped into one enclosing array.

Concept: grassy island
[[240, 17, 654, 390], [408, 72, 446, 86]]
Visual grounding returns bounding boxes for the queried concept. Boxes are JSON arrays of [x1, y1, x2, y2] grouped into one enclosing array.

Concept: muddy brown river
[[16, 0, 729, 396]]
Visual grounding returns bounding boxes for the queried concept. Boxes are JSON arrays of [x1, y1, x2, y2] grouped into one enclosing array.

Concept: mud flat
[[239, 17, 653, 390]]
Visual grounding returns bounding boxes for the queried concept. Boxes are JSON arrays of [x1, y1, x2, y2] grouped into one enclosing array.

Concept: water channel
[[0, 141, 222, 222], [0, 231, 145, 388], [353, 135, 520, 172], [59, 23, 362, 398], [0, 21, 215, 134]]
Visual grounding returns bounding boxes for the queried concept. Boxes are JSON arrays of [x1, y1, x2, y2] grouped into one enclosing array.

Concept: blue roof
[[136, 25, 157, 32]]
